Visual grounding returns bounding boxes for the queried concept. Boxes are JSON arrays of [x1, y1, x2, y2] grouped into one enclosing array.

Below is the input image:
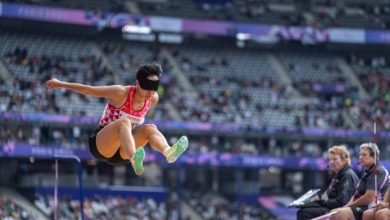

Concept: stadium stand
[[1, 1, 390, 219]]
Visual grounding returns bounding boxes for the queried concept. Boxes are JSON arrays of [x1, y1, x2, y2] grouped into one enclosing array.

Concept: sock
[[163, 146, 171, 157], [130, 153, 135, 163]]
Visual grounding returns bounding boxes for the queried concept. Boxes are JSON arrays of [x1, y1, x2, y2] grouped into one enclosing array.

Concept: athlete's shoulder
[[109, 84, 130, 91], [108, 85, 131, 106], [117, 85, 131, 97]]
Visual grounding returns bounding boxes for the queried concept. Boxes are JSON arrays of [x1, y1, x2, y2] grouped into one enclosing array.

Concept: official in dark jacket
[[332, 143, 390, 220], [297, 145, 359, 220]]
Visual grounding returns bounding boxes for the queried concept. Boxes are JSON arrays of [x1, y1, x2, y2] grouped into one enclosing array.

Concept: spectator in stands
[[297, 145, 358, 220], [331, 143, 390, 220], [34, 194, 170, 220], [46, 63, 188, 175], [0, 198, 31, 220]]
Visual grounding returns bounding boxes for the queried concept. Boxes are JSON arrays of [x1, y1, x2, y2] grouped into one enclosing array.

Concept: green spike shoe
[[131, 147, 145, 175], [166, 136, 189, 163]]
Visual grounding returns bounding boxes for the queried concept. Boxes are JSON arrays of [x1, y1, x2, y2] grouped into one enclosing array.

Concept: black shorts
[[88, 126, 130, 166], [350, 206, 368, 220]]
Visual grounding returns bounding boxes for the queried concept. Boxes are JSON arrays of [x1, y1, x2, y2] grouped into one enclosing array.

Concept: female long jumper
[[46, 63, 188, 175]]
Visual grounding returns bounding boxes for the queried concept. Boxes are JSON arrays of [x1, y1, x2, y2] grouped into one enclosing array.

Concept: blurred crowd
[[1, 192, 275, 220], [5, 124, 390, 160], [186, 191, 276, 220], [137, 0, 390, 29], [347, 54, 390, 131], [1, 32, 390, 158], [0, 198, 31, 220], [2, 0, 390, 29], [34, 193, 173, 220], [2, 32, 389, 131]]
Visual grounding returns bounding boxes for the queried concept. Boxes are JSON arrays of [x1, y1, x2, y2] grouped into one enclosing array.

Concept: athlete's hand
[[46, 78, 63, 90], [310, 195, 320, 202]]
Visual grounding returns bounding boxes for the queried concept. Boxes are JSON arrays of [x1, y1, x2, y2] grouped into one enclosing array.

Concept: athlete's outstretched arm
[[46, 78, 126, 101]]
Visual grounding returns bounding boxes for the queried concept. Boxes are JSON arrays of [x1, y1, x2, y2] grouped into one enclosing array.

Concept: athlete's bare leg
[[132, 124, 170, 153], [96, 118, 135, 158], [96, 118, 144, 175], [120, 123, 188, 163]]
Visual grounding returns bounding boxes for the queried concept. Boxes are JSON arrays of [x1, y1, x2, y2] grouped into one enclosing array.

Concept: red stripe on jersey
[[99, 86, 151, 127]]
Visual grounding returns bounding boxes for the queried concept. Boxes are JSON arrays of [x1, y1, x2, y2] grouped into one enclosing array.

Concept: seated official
[[363, 185, 390, 220], [297, 145, 359, 220], [331, 143, 390, 220]]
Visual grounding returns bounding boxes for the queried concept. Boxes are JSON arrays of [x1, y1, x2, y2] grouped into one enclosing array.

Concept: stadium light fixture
[[122, 25, 151, 34], [236, 32, 251, 41]]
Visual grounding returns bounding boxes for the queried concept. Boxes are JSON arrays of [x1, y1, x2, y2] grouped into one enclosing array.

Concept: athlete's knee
[[116, 118, 132, 129], [143, 124, 158, 134]]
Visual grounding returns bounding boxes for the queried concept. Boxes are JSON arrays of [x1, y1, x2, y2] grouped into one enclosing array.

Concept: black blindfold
[[138, 76, 159, 91]]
